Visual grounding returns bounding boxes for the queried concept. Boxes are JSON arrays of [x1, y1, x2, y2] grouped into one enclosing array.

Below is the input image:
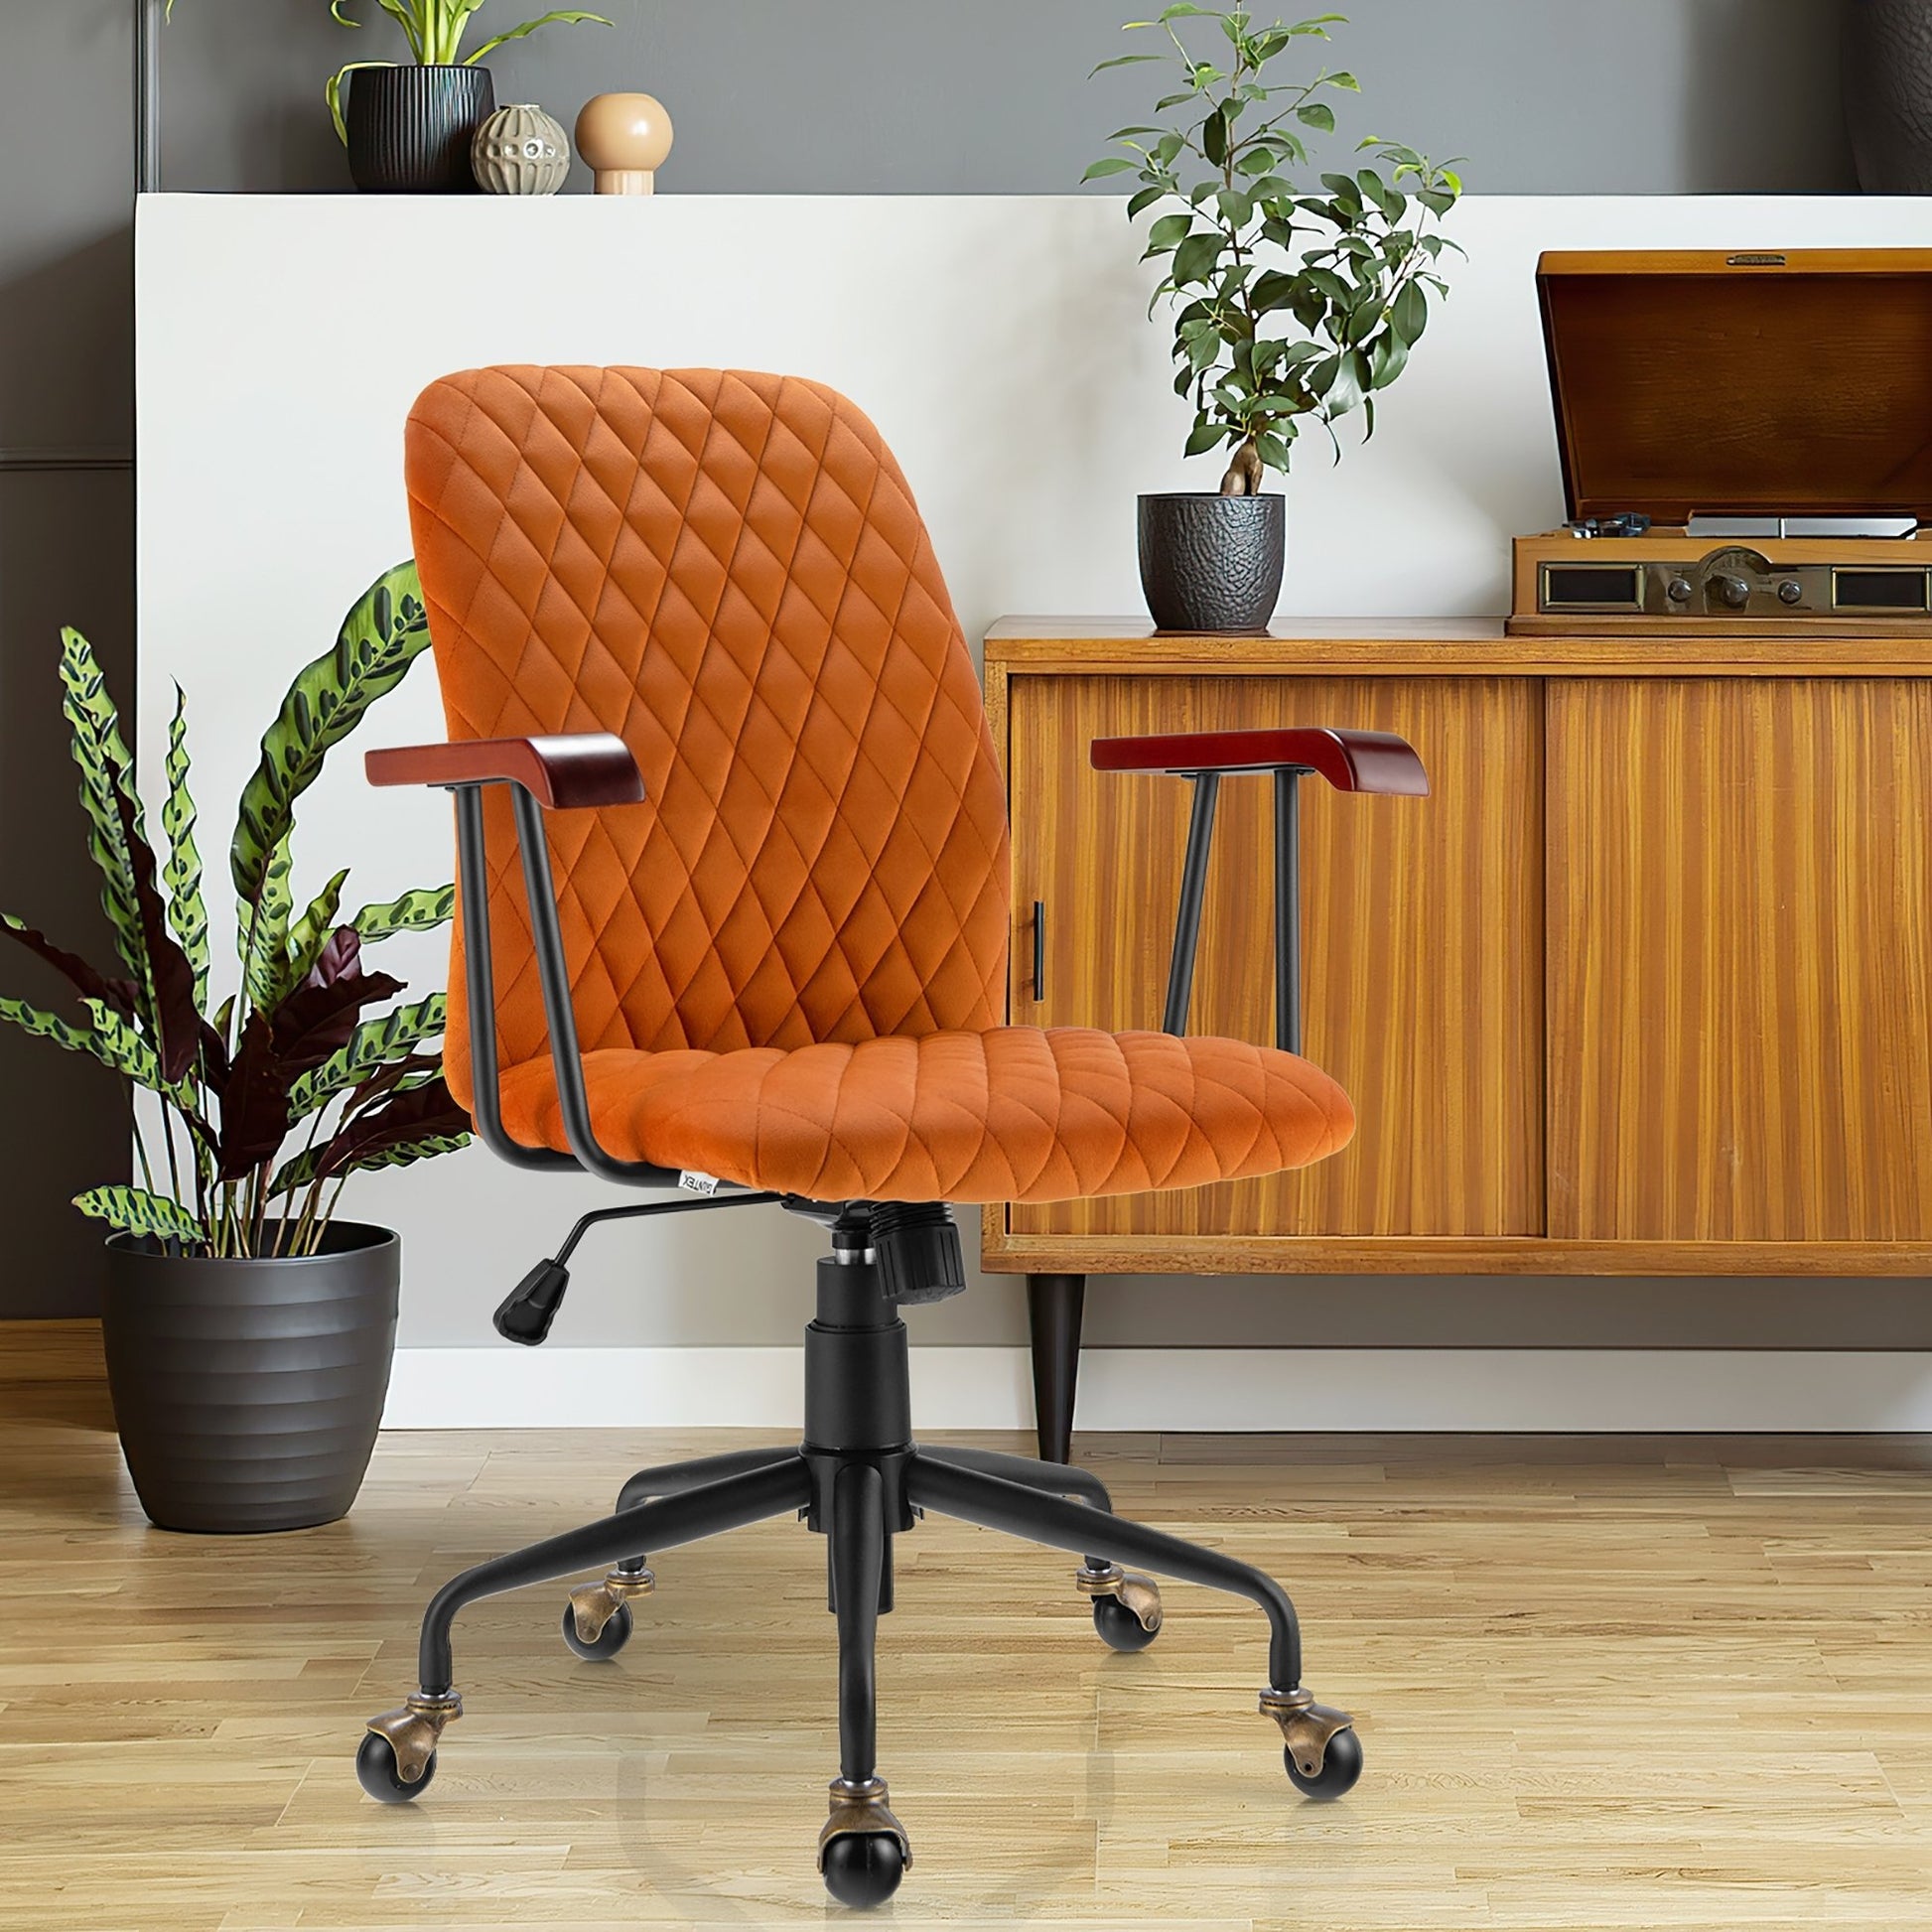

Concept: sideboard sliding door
[[1006, 672, 1544, 1242], [1544, 676, 1932, 1244]]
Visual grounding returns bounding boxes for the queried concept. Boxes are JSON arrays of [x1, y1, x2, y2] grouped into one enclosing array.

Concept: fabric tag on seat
[[678, 1171, 721, 1195]]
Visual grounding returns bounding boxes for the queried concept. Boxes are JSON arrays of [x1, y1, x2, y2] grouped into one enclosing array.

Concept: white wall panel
[[137, 194, 1932, 1429]]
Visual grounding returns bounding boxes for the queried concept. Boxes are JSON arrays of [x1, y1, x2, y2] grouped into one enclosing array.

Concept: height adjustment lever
[[490, 1189, 781, 1345]]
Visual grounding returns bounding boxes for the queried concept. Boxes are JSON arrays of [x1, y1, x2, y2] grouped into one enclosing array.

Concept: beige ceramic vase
[[575, 92, 675, 194], [472, 102, 572, 195]]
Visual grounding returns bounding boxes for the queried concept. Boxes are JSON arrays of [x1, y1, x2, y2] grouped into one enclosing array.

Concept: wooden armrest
[[420, 749, 668, 1189], [364, 733, 645, 809], [1090, 725, 1429, 795]]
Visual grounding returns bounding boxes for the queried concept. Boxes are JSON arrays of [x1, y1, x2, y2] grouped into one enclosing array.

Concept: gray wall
[[0, 0, 1877, 1334], [2, 0, 138, 1317], [155, 0, 1857, 198]]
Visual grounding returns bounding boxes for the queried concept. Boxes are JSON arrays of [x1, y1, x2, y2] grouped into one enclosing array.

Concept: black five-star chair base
[[356, 1219, 1361, 1908]]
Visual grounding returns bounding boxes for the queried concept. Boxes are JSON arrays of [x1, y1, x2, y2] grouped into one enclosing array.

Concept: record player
[[1508, 248, 1932, 635]]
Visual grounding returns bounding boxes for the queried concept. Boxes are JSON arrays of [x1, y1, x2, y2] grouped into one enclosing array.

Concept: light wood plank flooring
[[3, 1409, 1930, 1930]]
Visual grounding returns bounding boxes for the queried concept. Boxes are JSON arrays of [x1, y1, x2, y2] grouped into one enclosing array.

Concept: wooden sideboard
[[981, 618, 1932, 1459]]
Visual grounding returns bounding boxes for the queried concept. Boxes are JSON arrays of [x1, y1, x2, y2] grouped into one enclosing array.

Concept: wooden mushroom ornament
[[575, 93, 675, 196]]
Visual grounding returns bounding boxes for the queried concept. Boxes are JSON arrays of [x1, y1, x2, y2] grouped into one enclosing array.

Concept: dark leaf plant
[[1, 564, 471, 1259], [323, 1, 614, 141], [1086, 5, 1463, 495]]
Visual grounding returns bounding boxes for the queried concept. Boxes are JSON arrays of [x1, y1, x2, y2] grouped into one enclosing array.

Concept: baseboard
[[382, 1345, 1932, 1433]]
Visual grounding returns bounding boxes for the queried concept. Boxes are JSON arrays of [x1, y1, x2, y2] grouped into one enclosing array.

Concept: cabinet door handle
[[1032, 898, 1046, 1004]]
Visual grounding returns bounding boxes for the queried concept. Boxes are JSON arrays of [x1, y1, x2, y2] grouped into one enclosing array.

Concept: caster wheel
[[1284, 1725, 1363, 1800], [355, 1730, 436, 1804], [1091, 1591, 1160, 1653], [821, 1831, 906, 1908], [561, 1597, 633, 1661]]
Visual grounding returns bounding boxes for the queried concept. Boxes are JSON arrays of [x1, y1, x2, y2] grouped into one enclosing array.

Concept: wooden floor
[[4, 1402, 1932, 1929]]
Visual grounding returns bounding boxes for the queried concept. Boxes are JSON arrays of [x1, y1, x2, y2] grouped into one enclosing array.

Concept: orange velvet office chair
[[358, 366, 1426, 1906]]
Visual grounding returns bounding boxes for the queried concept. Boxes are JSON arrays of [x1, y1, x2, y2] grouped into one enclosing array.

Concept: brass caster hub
[[1076, 1562, 1163, 1649], [1260, 1686, 1363, 1798], [819, 1777, 909, 1908], [567, 1565, 654, 1649], [818, 1776, 911, 1866], [358, 1690, 462, 1801]]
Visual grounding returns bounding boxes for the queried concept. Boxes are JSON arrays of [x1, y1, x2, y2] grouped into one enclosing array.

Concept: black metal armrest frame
[[1090, 726, 1430, 1053], [370, 733, 687, 1188]]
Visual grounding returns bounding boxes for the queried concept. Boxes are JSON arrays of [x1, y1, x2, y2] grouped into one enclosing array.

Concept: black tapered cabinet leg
[[1027, 1273, 1085, 1465]]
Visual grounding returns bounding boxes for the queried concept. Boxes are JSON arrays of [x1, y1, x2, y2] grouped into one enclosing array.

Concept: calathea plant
[[0, 564, 470, 1258], [1086, 6, 1462, 494]]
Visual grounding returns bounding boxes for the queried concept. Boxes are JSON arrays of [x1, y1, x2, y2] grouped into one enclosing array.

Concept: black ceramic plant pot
[[1845, 1, 1932, 191], [102, 1221, 400, 1534], [1138, 492, 1286, 633], [347, 65, 495, 193]]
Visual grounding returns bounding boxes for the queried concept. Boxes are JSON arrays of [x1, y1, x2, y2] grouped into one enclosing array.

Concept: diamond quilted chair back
[[403, 366, 1012, 1096]]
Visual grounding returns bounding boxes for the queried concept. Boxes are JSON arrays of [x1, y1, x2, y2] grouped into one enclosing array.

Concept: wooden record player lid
[[1538, 248, 1932, 524]]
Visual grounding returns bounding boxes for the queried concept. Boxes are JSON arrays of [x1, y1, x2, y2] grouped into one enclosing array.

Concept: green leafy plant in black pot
[[1086, 5, 1462, 631], [0, 563, 470, 1533], [324, 1, 612, 192]]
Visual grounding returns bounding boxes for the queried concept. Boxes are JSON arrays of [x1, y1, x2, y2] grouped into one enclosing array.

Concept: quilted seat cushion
[[492, 1028, 1354, 1203]]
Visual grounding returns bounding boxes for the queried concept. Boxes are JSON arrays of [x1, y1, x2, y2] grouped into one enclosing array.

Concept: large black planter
[[347, 65, 495, 194], [1138, 492, 1286, 633], [102, 1222, 400, 1534], [1845, 1, 1932, 192]]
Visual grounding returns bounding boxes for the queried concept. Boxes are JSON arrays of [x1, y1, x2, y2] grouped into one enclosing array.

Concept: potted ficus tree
[[1, 564, 470, 1534], [324, 0, 612, 192], [1086, 5, 1463, 632]]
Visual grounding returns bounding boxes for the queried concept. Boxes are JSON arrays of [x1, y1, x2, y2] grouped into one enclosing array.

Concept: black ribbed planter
[[346, 65, 495, 194], [102, 1222, 400, 1534], [1138, 492, 1285, 633]]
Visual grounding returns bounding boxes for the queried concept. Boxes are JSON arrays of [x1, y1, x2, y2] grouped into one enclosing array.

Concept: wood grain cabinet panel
[[1008, 672, 1543, 1239], [985, 625, 1932, 1283], [1546, 678, 1932, 1242]]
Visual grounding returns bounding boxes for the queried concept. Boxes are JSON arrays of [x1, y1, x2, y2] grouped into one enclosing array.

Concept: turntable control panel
[[1539, 545, 1931, 620]]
